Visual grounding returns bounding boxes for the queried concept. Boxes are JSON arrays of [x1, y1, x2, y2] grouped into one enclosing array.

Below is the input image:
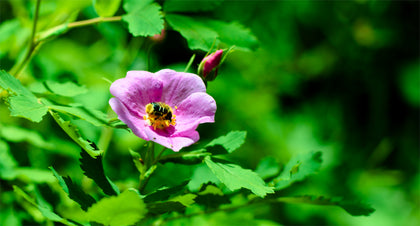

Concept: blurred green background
[[1, 0, 419, 225]]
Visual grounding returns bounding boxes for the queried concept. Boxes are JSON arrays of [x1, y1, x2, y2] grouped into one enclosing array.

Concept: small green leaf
[[0, 125, 54, 149], [50, 167, 96, 211], [0, 70, 48, 122], [79, 146, 120, 196], [94, 0, 122, 17], [86, 189, 147, 226], [163, 0, 224, 13], [0, 140, 17, 171], [255, 157, 281, 180], [29, 80, 87, 97], [273, 151, 322, 190], [275, 195, 375, 216], [146, 193, 197, 215], [204, 157, 274, 197], [166, 14, 219, 51], [205, 130, 247, 154], [122, 2, 164, 37]]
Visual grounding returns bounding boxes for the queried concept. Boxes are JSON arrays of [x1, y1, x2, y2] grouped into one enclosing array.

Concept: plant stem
[[67, 16, 122, 29], [11, 0, 41, 77]]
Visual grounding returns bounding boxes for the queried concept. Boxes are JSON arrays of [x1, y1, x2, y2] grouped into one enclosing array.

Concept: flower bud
[[198, 49, 223, 81]]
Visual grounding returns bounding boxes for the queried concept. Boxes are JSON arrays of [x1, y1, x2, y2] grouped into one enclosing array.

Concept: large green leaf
[[275, 195, 375, 216], [50, 167, 96, 211], [165, 14, 219, 51], [122, 0, 164, 37], [163, 0, 224, 13], [86, 189, 147, 226], [0, 70, 48, 122], [273, 151, 322, 190], [49, 104, 109, 127], [94, 0, 122, 17], [165, 14, 258, 51], [79, 146, 120, 196], [204, 157, 274, 197], [255, 156, 281, 180]]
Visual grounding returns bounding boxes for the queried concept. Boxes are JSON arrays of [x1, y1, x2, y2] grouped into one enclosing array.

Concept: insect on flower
[[144, 102, 176, 130]]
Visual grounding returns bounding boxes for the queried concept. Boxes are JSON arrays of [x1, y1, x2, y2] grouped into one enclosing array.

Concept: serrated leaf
[[273, 151, 322, 190], [166, 14, 219, 51], [50, 167, 96, 211], [205, 130, 247, 154], [147, 193, 197, 215], [163, 0, 223, 13], [275, 195, 375, 216], [255, 157, 281, 179], [29, 80, 87, 97], [122, 2, 164, 37], [79, 146, 120, 196], [13, 186, 77, 225], [49, 111, 101, 158], [0, 70, 48, 122], [94, 0, 122, 17], [204, 157, 274, 197], [86, 189, 147, 226]]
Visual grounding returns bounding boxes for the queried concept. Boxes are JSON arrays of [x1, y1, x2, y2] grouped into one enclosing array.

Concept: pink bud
[[198, 49, 223, 81]]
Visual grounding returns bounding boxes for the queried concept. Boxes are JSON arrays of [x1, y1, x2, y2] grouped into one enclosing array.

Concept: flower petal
[[175, 92, 217, 132], [109, 98, 149, 141], [110, 71, 163, 115], [143, 126, 199, 152], [156, 69, 206, 106]]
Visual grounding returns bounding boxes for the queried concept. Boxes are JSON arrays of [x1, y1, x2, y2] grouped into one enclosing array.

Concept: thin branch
[[67, 16, 122, 29]]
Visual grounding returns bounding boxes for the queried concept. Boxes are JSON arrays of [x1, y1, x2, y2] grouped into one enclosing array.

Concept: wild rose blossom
[[109, 69, 216, 151]]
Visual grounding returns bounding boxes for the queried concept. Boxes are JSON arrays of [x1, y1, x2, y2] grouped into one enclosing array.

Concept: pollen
[[143, 102, 176, 130]]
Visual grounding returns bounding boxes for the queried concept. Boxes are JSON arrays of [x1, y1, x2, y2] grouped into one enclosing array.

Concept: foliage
[[1, 0, 418, 225]]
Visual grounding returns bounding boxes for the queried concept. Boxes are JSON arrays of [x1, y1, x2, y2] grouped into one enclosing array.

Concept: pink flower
[[198, 49, 223, 81], [109, 69, 216, 152]]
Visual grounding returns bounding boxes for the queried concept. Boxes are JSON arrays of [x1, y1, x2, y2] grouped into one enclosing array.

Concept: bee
[[144, 102, 176, 130]]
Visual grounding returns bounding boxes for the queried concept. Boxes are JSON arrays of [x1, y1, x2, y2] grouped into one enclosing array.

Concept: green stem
[[10, 0, 41, 77], [67, 16, 122, 29]]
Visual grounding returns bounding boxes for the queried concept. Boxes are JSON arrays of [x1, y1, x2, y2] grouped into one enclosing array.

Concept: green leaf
[[255, 157, 281, 180], [158, 151, 211, 164], [49, 111, 102, 158], [147, 193, 197, 215], [86, 189, 147, 226], [204, 157, 274, 197], [166, 14, 219, 51], [208, 20, 259, 51], [7, 168, 56, 183], [94, 0, 122, 17], [50, 167, 96, 211], [49, 104, 109, 127], [0, 140, 17, 172], [29, 80, 87, 97], [122, 2, 164, 37], [188, 163, 220, 192], [205, 130, 247, 154], [144, 181, 188, 203], [165, 14, 258, 51], [273, 151, 322, 190], [79, 146, 120, 196], [163, 0, 223, 13], [13, 186, 77, 225], [0, 70, 48, 122], [275, 195, 375, 216], [195, 184, 231, 208]]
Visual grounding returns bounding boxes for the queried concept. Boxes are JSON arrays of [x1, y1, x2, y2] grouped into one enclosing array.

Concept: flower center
[[143, 102, 176, 130]]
